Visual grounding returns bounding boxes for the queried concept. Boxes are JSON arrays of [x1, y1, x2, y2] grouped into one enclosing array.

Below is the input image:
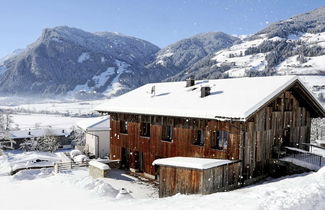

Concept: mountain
[[167, 6, 325, 81], [144, 32, 239, 80], [2, 7, 325, 99], [0, 26, 160, 97], [0, 28, 238, 98]]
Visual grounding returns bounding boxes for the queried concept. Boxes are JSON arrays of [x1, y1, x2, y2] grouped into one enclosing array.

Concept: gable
[[245, 80, 325, 121]]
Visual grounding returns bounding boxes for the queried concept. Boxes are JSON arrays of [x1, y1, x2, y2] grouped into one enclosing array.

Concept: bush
[[20, 136, 60, 152]]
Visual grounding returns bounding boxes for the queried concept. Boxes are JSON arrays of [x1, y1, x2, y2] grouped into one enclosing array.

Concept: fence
[[284, 146, 324, 170], [54, 161, 89, 173]]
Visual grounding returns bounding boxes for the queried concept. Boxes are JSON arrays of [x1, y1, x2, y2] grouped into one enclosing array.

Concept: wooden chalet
[[96, 75, 325, 197]]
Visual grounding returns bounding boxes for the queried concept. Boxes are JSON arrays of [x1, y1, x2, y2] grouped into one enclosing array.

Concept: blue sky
[[0, 0, 324, 58]]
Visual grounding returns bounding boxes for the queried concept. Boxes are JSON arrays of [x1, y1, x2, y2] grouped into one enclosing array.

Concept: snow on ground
[[78, 52, 90, 63], [0, 99, 106, 115], [0, 151, 325, 210], [11, 113, 85, 130], [209, 31, 325, 78], [0, 151, 63, 175], [0, 165, 324, 210], [277, 55, 325, 75], [311, 147, 325, 157], [211, 35, 268, 77]]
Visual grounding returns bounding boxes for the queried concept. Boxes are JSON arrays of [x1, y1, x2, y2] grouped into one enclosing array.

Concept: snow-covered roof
[[7, 128, 72, 139], [152, 157, 234, 169], [96, 75, 324, 121], [76, 116, 110, 131], [89, 160, 110, 170]]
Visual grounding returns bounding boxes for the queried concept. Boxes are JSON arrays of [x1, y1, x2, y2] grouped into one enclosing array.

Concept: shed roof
[[96, 76, 325, 121], [76, 116, 110, 131], [152, 157, 234, 169]]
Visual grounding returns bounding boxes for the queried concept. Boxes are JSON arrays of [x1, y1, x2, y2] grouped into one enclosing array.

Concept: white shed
[[76, 116, 110, 158]]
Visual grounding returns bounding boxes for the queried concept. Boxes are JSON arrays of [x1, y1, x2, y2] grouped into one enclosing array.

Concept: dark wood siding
[[159, 161, 241, 197], [242, 90, 312, 179], [109, 114, 242, 175]]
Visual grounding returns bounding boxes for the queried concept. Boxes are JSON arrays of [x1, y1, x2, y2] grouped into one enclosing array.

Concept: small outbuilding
[[153, 157, 241, 197], [76, 116, 110, 158]]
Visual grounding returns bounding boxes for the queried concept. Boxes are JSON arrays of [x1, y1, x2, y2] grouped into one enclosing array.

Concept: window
[[140, 122, 150, 137], [211, 130, 228, 150], [120, 120, 128, 134], [193, 130, 204, 146], [162, 125, 173, 142]]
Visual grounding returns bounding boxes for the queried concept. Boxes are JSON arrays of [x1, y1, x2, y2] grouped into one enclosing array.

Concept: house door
[[282, 128, 290, 147], [121, 147, 129, 169]]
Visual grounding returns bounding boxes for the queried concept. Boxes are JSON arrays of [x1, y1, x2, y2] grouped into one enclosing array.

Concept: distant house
[[0, 128, 72, 149], [96, 75, 325, 197], [76, 116, 110, 158]]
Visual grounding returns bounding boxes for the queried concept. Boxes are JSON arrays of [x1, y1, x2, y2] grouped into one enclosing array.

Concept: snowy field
[[11, 113, 86, 130], [0, 151, 325, 210], [0, 97, 107, 115]]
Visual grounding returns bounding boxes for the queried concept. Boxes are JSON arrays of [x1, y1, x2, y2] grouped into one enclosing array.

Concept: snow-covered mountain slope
[[68, 59, 131, 98], [167, 7, 325, 82], [145, 32, 239, 81], [0, 26, 160, 97], [0, 27, 238, 98]]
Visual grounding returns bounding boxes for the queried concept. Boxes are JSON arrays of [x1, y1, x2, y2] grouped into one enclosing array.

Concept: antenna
[[151, 85, 156, 96]]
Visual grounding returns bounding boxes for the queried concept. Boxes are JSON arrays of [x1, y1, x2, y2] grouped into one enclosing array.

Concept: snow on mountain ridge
[[69, 60, 130, 98]]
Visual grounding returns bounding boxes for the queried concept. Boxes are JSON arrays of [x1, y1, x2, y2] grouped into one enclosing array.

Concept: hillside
[[0, 27, 238, 98], [167, 7, 325, 80], [144, 32, 239, 80], [0, 26, 160, 98]]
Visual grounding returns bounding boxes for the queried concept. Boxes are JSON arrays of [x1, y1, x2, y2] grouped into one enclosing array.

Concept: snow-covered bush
[[19, 139, 37, 151], [70, 127, 86, 146], [42, 136, 61, 152], [20, 136, 60, 152], [70, 149, 82, 158], [73, 154, 88, 162]]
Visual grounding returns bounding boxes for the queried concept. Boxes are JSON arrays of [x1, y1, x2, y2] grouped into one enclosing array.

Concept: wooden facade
[[99, 80, 325, 196], [159, 161, 241, 197], [109, 113, 242, 177]]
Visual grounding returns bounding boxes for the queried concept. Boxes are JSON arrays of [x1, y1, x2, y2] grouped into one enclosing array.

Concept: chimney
[[201, 86, 211, 97], [186, 77, 195, 87]]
